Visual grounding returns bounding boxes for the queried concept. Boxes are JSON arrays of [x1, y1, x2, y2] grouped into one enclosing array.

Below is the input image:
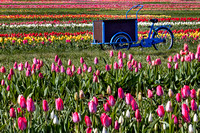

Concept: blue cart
[[91, 4, 174, 50]]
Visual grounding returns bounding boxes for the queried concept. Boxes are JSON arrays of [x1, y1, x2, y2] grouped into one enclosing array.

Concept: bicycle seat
[[150, 19, 158, 23]]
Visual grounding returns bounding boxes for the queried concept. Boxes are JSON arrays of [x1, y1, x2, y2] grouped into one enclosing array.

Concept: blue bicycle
[[92, 4, 174, 50]]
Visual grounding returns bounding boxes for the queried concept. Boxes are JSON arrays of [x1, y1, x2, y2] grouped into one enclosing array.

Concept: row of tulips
[[0, 43, 200, 132]]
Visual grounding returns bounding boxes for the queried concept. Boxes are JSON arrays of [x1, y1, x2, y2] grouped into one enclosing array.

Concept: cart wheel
[[111, 34, 131, 50], [152, 27, 173, 50]]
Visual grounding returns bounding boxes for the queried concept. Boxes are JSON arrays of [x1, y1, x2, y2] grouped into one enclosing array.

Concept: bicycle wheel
[[111, 34, 131, 50], [152, 27, 173, 50]]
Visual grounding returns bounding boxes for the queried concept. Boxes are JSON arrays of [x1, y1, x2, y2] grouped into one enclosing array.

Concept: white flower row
[[0, 21, 200, 28]]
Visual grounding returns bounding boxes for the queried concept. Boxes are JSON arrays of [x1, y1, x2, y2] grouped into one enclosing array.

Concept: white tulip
[[118, 115, 124, 124], [148, 113, 153, 122], [163, 124, 166, 130], [102, 127, 107, 133], [53, 115, 59, 125], [93, 128, 98, 133], [185, 99, 189, 106], [188, 124, 194, 133], [50, 110, 55, 119], [126, 110, 130, 118], [193, 114, 198, 123], [166, 101, 173, 112]]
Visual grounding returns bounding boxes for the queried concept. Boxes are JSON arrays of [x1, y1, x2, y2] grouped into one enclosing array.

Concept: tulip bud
[[107, 85, 111, 94], [168, 89, 174, 98], [72, 112, 80, 123], [114, 120, 119, 130], [188, 124, 194, 133], [103, 103, 110, 112], [102, 127, 107, 133], [68, 59, 72, 66], [156, 85, 164, 96], [42, 100, 49, 112], [138, 92, 142, 101], [154, 123, 158, 131], [80, 57, 84, 64], [197, 89, 200, 98], [94, 57, 98, 65], [166, 101, 173, 112], [50, 111, 55, 119], [93, 128, 98, 133], [10, 108, 16, 118], [118, 115, 124, 124], [176, 93, 181, 102], [74, 92, 78, 101], [148, 113, 153, 122], [147, 89, 154, 98], [6, 85, 10, 91], [26, 97, 35, 112], [126, 110, 130, 118], [18, 117, 27, 130], [79, 90, 85, 99], [55, 98, 64, 111], [193, 114, 198, 122], [53, 115, 59, 125]]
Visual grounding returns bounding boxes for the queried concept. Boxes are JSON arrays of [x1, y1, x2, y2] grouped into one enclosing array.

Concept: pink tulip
[[135, 67, 138, 73], [7, 74, 11, 80], [105, 64, 110, 71], [176, 93, 181, 102], [86, 127, 92, 133], [57, 59, 62, 66], [60, 65, 65, 73], [147, 89, 154, 98], [93, 97, 98, 106], [14, 62, 18, 69], [146, 55, 151, 62], [118, 58, 123, 68], [32, 64, 36, 70], [17, 108, 21, 114], [110, 50, 114, 57], [36, 64, 40, 70], [118, 87, 124, 99], [27, 97, 35, 112], [25, 61, 29, 68], [129, 54, 133, 61], [157, 105, 165, 118], [190, 53, 195, 60], [80, 57, 84, 64], [96, 70, 100, 76], [26, 69, 31, 77], [66, 67, 72, 76], [83, 64, 88, 72], [118, 51, 122, 59], [181, 85, 191, 99], [88, 66, 92, 73], [191, 99, 197, 111], [156, 85, 164, 96], [190, 89, 196, 99], [131, 99, 138, 111], [174, 63, 178, 69], [114, 62, 119, 70], [166, 101, 173, 112], [128, 63, 133, 71], [51, 63, 55, 72], [135, 109, 142, 122], [0, 66, 5, 73], [18, 95, 26, 109], [72, 112, 80, 123], [138, 62, 142, 69], [93, 75, 98, 83], [77, 67, 82, 74], [125, 93, 133, 105], [172, 114, 178, 124], [55, 66, 60, 73], [6, 85, 10, 91], [18, 117, 27, 130], [55, 55, 58, 63], [107, 95, 115, 107], [185, 55, 191, 62], [184, 43, 188, 52], [55, 98, 64, 111], [68, 59, 72, 66], [43, 100, 49, 112], [10, 68, 14, 75], [18, 63, 23, 71], [10, 108, 16, 118], [103, 103, 110, 112], [100, 113, 112, 127], [133, 61, 137, 68], [177, 53, 180, 59], [94, 57, 98, 65], [33, 58, 37, 64], [88, 101, 97, 113], [182, 104, 190, 123], [114, 120, 119, 130], [1, 79, 5, 86], [122, 53, 127, 59], [173, 55, 177, 62], [167, 63, 171, 69], [181, 56, 185, 62], [85, 115, 92, 127], [155, 58, 161, 65]]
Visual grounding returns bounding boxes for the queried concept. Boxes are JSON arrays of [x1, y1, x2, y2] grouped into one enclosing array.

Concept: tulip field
[[0, 0, 200, 133]]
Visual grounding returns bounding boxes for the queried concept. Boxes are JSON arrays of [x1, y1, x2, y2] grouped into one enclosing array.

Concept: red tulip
[[88, 101, 97, 113], [6, 85, 10, 91], [110, 51, 114, 57], [10, 68, 14, 75], [103, 103, 110, 112], [125, 93, 133, 105], [68, 59, 72, 66], [55, 98, 64, 111], [39, 73, 43, 79], [86, 127, 92, 133], [131, 99, 138, 111], [118, 87, 124, 99], [105, 64, 110, 71], [176, 53, 180, 59], [114, 62, 119, 70], [17, 108, 21, 114], [93, 75, 98, 83], [77, 67, 82, 74], [55, 55, 58, 63], [55, 66, 60, 73], [155, 58, 161, 65], [157, 105, 165, 118], [57, 59, 62, 66], [184, 43, 188, 52], [1, 66, 6, 73], [100, 113, 112, 127], [176, 93, 181, 103], [156, 85, 164, 96], [66, 67, 72, 76], [181, 56, 185, 62], [107, 95, 115, 107], [181, 85, 191, 99], [96, 70, 100, 76], [18, 95, 26, 109], [146, 55, 151, 62], [43, 100, 49, 112], [18, 117, 27, 130], [80, 57, 84, 64], [129, 54, 133, 61], [26, 97, 35, 112], [172, 114, 178, 124], [147, 89, 154, 98], [10, 108, 16, 118], [122, 53, 127, 59], [182, 104, 190, 123], [135, 109, 142, 122], [185, 55, 191, 62], [72, 112, 80, 123], [114, 120, 119, 130], [173, 55, 177, 62], [167, 63, 171, 69], [118, 51, 122, 59], [85, 115, 92, 127], [191, 99, 197, 111], [190, 89, 196, 99]]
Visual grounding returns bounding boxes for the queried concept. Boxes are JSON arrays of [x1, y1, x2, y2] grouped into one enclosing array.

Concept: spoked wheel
[[152, 27, 173, 50], [111, 34, 131, 50]]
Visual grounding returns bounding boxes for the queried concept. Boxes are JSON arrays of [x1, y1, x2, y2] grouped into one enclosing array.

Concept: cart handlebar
[[126, 4, 143, 19]]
